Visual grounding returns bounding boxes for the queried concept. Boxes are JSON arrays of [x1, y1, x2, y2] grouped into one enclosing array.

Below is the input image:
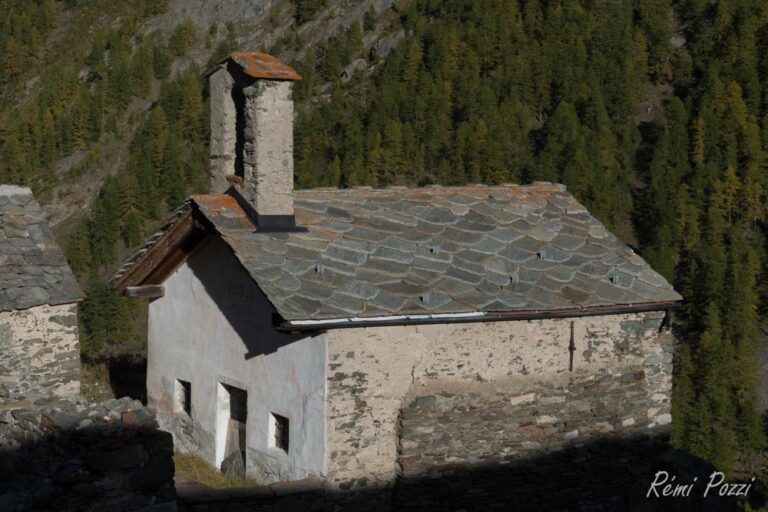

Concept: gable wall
[[323, 311, 673, 489], [146, 238, 326, 482], [0, 303, 80, 403]]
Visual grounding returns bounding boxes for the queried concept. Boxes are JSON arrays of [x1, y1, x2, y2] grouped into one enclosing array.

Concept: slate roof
[[112, 183, 681, 323], [204, 52, 302, 81], [0, 185, 82, 311]]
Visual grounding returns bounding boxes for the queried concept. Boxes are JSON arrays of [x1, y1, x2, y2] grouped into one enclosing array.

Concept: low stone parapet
[[396, 368, 669, 478], [0, 396, 175, 511]]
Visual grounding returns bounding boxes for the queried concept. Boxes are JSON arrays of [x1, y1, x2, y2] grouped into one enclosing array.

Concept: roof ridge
[[295, 182, 568, 194]]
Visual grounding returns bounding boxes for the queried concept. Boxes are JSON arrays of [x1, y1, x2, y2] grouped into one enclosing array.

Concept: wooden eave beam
[[124, 285, 165, 298], [114, 211, 208, 292], [142, 229, 209, 286]]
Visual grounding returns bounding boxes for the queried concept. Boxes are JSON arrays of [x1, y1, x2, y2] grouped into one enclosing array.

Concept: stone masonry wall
[[398, 346, 673, 478], [0, 303, 80, 403], [324, 311, 672, 489], [0, 396, 175, 511], [242, 79, 294, 217], [208, 67, 295, 218], [209, 67, 236, 194]]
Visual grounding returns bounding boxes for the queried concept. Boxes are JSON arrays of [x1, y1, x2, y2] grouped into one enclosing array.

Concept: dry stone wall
[[397, 347, 673, 478], [0, 303, 80, 402], [325, 311, 673, 489], [0, 396, 175, 511]]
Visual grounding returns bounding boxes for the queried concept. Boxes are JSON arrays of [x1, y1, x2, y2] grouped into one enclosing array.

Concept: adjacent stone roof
[[204, 52, 302, 81], [0, 186, 82, 311], [112, 183, 681, 322]]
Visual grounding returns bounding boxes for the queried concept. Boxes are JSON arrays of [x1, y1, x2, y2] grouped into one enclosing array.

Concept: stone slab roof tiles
[[204, 52, 302, 81], [0, 185, 82, 311], [112, 183, 681, 323]]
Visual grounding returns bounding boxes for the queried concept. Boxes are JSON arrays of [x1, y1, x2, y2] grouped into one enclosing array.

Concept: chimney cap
[[203, 51, 302, 81]]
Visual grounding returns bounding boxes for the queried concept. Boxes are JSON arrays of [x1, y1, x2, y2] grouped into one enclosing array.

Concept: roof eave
[[111, 208, 209, 293], [0, 296, 85, 314], [276, 300, 684, 331]]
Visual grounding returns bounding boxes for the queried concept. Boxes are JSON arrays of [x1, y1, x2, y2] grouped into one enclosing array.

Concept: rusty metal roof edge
[[276, 300, 684, 331]]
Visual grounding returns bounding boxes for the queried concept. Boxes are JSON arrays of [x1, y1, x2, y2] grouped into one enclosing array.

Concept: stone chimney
[[205, 52, 301, 227]]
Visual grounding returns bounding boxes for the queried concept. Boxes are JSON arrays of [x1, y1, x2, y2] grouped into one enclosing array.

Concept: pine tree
[[118, 175, 144, 246], [161, 135, 186, 206], [152, 43, 172, 80], [294, 0, 326, 25], [130, 43, 153, 97], [691, 117, 706, 168], [671, 341, 696, 449], [346, 22, 363, 57], [64, 223, 92, 277], [71, 86, 92, 150], [169, 18, 197, 56], [2, 37, 25, 80], [363, 6, 376, 31], [723, 237, 764, 453], [87, 183, 119, 270], [0, 133, 24, 183], [402, 39, 423, 85], [713, 165, 741, 225]]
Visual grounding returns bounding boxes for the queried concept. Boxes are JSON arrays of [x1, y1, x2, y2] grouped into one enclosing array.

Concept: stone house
[[111, 52, 682, 488], [0, 185, 82, 404]]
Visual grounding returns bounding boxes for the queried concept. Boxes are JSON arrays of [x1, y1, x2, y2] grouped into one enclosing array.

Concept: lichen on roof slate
[[111, 183, 682, 322], [0, 186, 82, 311], [204, 52, 302, 81]]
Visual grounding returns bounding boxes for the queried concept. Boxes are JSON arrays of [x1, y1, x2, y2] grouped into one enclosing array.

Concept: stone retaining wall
[[0, 396, 175, 511], [397, 367, 671, 478]]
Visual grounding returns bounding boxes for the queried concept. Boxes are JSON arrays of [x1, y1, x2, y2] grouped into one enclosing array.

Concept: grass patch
[[80, 362, 113, 402], [174, 453, 259, 488]]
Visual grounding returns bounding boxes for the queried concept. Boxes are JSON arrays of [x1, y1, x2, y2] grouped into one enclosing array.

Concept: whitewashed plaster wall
[[147, 238, 326, 482]]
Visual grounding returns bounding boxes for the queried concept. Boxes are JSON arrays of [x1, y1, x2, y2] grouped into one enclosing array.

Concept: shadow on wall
[[104, 239, 311, 405], [186, 238, 304, 360], [176, 437, 752, 512]]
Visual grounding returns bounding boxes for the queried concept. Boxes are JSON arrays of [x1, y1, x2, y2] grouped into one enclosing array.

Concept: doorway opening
[[215, 383, 248, 475]]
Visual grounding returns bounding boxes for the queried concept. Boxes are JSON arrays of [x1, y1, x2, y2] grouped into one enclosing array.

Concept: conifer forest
[[2, 0, 768, 500]]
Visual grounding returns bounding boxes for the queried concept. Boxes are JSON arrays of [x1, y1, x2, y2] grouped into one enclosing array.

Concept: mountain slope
[[0, 0, 399, 234]]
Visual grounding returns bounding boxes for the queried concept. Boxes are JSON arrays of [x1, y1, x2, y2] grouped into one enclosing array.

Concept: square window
[[175, 379, 191, 416], [269, 413, 289, 453]]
